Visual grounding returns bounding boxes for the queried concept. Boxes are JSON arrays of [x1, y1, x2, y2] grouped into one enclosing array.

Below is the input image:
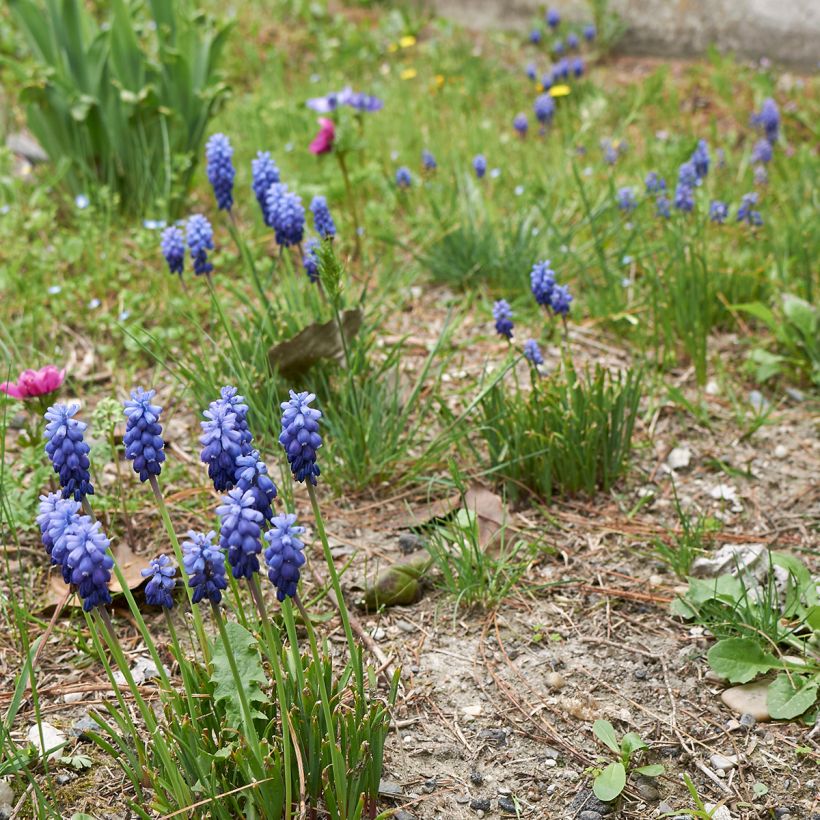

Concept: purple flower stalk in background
[[550, 284, 573, 316], [534, 94, 555, 125], [142, 555, 176, 609], [160, 226, 185, 276], [752, 98, 779, 143], [182, 530, 227, 605], [473, 155, 487, 179], [553, 40, 565, 56], [541, 73, 553, 92], [553, 59, 570, 81], [279, 391, 323, 486], [396, 166, 412, 189], [572, 57, 584, 77], [674, 183, 694, 212], [251, 151, 280, 221], [754, 164, 768, 186], [737, 192, 763, 226], [492, 299, 514, 340], [645, 171, 666, 193], [656, 194, 671, 218], [217, 487, 264, 580], [526, 62, 537, 81], [523, 339, 544, 365], [529, 28, 542, 45], [546, 8, 560, 28], [310, 195, 336, 239], [123, 388, 165, 482], [65, 516, 114, 612], [751, 139, 773, 164], [513, 113, 528, 136], [678, 161, 697, 188], [617, 187, 637, 212], [44, 403, 94, 501], [186, 215, 214, 276], [307, 87, 383, 114], [422, 149, 437, 170], [205, 133, 235, 211], [530, 260, 556, 307], [303, 237, 320, 283], [691, 139, 710, 181], [709, 200, 729, 224], [264, 513, 306, 602], [584, 24, 596, 41], [566, 32, 579, 50]]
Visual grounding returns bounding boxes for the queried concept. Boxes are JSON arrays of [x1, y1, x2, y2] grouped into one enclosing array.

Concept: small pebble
[[470, 771, 484, 786], [740, 712, 756, 730], [578, 812, 603, 820], [470, 798, 491, 812], [774, 444, 788, 459], [545, 672, 565, 691], [710, 753, 738, 771], [497, 796, 517, 813]]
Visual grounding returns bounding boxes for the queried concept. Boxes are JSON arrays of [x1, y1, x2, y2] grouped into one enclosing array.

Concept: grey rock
[[785, 388, 805, 402], [478, 727, 507, 747], [394, 812, 416, 820], [70, 715, 98, 740], [470, 770, 484, 785], [739, 712, 756, 730], [635, 780, 660, 801], [398, 533, 426, 554], [774, 810, 793, 819], [568, 789, 614, 816], [422, 777, 436, 794], [378, 779, 403, 797], [0, 803, 12, 820], [498, 795, 517, 813], [55, 774, 72, 785], [7, 132, 48, 164], [578, 813, 603, 820], [0, 783, 11, 806], [470, 798, 491, 811]]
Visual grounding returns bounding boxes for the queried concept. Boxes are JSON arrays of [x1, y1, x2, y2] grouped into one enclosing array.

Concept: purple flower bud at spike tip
[[473, 155, 487, 179], [205, 133, 235, 211], [141, 554, 176, 609], [617, 187, 637, 212], [44, 403, 94, 501], [709, 200, 729, 224], [422, 149, 437, 170], [123, 388, 166, 482], [186, 214, 214, 276], [751, 139, 773, 164], [65, 516, 114, 612], [279, 391, 323, 486], [200, 386, 253, 493], [523, 339, 544, 365], [217, 487, 264, 580], [691, 139, 710, 181], [182, 530, 227, 605], [584, 24, 596, 41], [737, 192, 763, 226], [530, 260, 556, 307], [752, 98, 779, 143], [550, 283, 573, 316], [674, 183, 695, 212], [546, 8, 560, 28], [492, 299, 514, 340], [396, 166, 412, 189], [645, 171, 666, 193], [38, 493, 81, 581], [566, 32, 579, 50], [252, 151, 280, 221], [513, 113, 528, 136], [264, 513, 306, 602], [303, 238, 320, 283], [310, 195, 336, 239], [534, 94, 555, 125], [656, 194, 671, 219], [270, 190, 305, 247], [234, 449, 277, 523], [160, 226, 185, 276]]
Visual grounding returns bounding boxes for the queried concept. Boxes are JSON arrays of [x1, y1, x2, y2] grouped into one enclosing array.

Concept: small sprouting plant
[[590, 719, 664, 802], [661, 774, 728, 819]]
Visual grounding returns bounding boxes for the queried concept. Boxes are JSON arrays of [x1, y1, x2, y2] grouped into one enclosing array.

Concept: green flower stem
[[148, 475, 211, 668], [336, 151, 362, 259], [227, 212, 277, 334], [163, 609, 201, 725]]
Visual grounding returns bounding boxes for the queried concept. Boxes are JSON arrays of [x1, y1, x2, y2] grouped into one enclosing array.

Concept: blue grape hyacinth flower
[[534, 94, 555, 125], [617, 187, 637, 212], [142, 555, 176, 609], [529, 28, 542, 45], [310, 195, 336, 239], [571, 57, 584, 77], [44, 403, 94, 501], [678, 161, 697, 188], [234, 449, 277, 523], [526, 62, 537, 81], [182, 530, 227, 605], [550, 284, 573, 316], [252, 151, 280, 221], [674, 183, 694, 212], [513, 113, 528, 135], [473, 155, 487, 179], [584, 24, 596, 41], [691, 139, 710, 181], [546, 8, 560, 28], [217, 487, 264, 580], [271, 190, 306, 247], [395, 167, 412, 189], [186, 215, 214, 276], [123, 388, 166, 483], [200, 387, 253, 492], [303, 237, 320, 283], [709, 200, 729, 224], [422, 149, 437, 170], [279, 391, 323, 486], [645, 171, 666, 193], [38, 493, 81, 581], [737, 192, 763, 226], [492, 299, 514, 340], [65, 516, 114, 612], [205, 133, 235, 211], [656, 194, 671, 219], [523, 339, 544, 365], [531, 260, 556, 307], [751, 139, 773, 164], [566, 32, 579, 50], [160, 226, 185, 276], [753, 98, 780, 143], [264, 513, 306, 602]]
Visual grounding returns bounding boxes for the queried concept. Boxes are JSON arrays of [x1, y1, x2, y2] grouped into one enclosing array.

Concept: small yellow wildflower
[[399, 35, 416, 48], [401, 68, 418, 80], [549, 84, 571, 97]]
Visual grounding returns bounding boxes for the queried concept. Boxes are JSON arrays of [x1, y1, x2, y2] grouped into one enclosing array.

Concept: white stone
[[709, 484, 737, 502], [710, 753, 738, 771], [27, 722, 67, 761], [704, 804, 733, 820], [774, 444, 788, 459], [667, 447, 691, 470]]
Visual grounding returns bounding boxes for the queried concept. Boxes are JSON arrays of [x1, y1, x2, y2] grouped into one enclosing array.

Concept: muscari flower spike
[[550, 284, 573, 316], [271, 189, 306, 247], [566, 32, 579, 50], [513, 113, 528, 135], [396, 167, 412, 189], [541, 73, 553, 92], [492, 299, 514, 340], [160, 226, 185, 276], [753, 98, 779, 143], [473, 155, 487, 179], [751, 139, 773, 164], [38, 493, 81, 581], [422, 149, 437, 170], [572, 57, 584, 77], [656, 194, 671, 219], [523, 339, 544, 365], [234, 449, 277, 523], [584, 24, 596, 41], [534, 94, 555, 125], [310, 195, 336, 239], [526, 62, 537, 81], [182, 530, 227, 605], [205, 133, 235, 211], [529, 28, 542, 45], [217, 487, 264, 580], [546, 8, 560, 28], [691, 139, 710, 181], [279, 390, 322, 486], [645, 171, 666, 193], [737, 192, 763, 226], [142, 554, 176, 609], [252, 151, 280, 221], [200, 386, 253, 492], [617, 187, 637, 212], [65, 516, 114, 612], [44, 403, 94, 501], [186, 215, 214, 276], [674, 183, 694, 212], [264, 513, 306, 602], [123, 388, 165, 483], [678, 161, 697, 188], [553, 40, 565, 56], [303, 237, 320, 283], [531, 260, 556, 307], [709, 200, 729, 224]]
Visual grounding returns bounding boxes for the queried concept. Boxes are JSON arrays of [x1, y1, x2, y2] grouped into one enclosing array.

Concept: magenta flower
[[1, 366, 65, 400], [309, 118, 336, 155]]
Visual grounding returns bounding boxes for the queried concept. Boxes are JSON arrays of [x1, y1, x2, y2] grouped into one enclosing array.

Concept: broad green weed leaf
[[706, 638, 781, 683], [592, 719, 620, 754], [633, 764, 664, 777], [767, 674, 819, 720], [593, 761, 625, 802], [782, 295, 817, 340], [620, 732, 647, 758]]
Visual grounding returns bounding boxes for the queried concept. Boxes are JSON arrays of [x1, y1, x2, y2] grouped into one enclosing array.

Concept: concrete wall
[[431, 0, 820, 67]]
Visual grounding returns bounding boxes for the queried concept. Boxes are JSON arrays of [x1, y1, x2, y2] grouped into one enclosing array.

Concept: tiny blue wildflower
[[422, 149, 437, 170], [396, 166, 412, 189], [123, 388, 165, 483], [75, 195, 89, 210], [65, 516, 113, 612], [234, 449, 277, 523], [645, 171, 666, 193], [44, 403, 93, 501], [523, 339, 544, 365], [217, 487, 264, 580], [530, 28, 542, 44], [186, 215, 214, 276], [709, 200, 729, 224], [530, 260, 556, 306], [205, 133, 235, 211], [751, 139, 773, 164], [737, 192, 763, 226], [252, 151, 280, 220], [160, 226, 185, 277], [547, 8, 560, 28], [473, 155, 487, 179], [264, 182, 288, 229], [534, 94, 555, 124], [492, 299, 514, 340], [566, 32, 579, 50], [182, 530, 227, 605], [674, 183, 695, 212], [752, 98, 779, 143], [279, 391, 322, 486], [691, 139, 710, 181], [584, 24, 596, 41], [656, 194, 671, 218], [264, 513, 306, 602], [617, 187, 637, 212], [513, 113, 529, 135], [142, 555, 176, 609], [303, 237, 320, 283], [550, 284, 573, 316], [310, 195, 336, 239]]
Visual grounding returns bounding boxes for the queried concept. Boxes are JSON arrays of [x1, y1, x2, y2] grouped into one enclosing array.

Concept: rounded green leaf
[[707, 638, 780, 683], [592, 719, 620, 753], [593, 762, 626, 802]]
